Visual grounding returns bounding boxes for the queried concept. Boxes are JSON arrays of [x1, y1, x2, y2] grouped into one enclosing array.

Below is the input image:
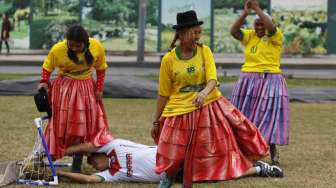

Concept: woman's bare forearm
[[230, 11, 249, 40], [64, 143, 99, 155], [154, 95, 169, 122], [57, 170, 101, 183], [200, 80, 217, 96]]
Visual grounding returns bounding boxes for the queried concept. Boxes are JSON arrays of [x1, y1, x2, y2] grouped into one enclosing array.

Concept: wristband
[[199, 91, 206, 98], [153, 121, 160, 127]]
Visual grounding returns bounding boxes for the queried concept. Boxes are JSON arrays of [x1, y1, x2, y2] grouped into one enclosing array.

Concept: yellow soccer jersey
[[42, 38, 107, 80], [240, 28, 283, 73], [159, 45, 222, 117]]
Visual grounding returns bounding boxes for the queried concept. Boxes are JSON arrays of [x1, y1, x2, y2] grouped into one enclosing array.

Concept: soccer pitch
[[0, 97, 335, 188]]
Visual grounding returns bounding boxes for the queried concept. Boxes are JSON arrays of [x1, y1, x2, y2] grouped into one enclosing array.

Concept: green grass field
[[141, 74, 336, 88], [0, 97, 335, 187], [2, 73, 336, 87], [0, 73, 40, 81]]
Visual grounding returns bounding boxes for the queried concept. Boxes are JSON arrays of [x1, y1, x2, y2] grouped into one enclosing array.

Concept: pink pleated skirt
[[44, 76, 113, 159], [155, 97, 269, 186]]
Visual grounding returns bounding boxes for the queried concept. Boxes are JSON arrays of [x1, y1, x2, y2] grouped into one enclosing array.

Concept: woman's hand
[[150, 121, 160, 141], [249, 0, 260, 11], [244, 0, 252, 14], [95, 90, 103, 101], [37, 82, 48, 92], [192, 91, 207, 108]]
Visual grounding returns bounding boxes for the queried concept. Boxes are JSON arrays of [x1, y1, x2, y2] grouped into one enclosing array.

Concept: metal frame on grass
[[16, 116, 58, 186]]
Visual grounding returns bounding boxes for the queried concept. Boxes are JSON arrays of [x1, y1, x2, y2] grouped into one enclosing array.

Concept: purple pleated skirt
[[230, 72, 290, 145]]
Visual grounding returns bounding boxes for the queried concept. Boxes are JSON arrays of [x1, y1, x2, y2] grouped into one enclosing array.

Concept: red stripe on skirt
[[155, 96, 268, 186], [44, 76, 113, 159]]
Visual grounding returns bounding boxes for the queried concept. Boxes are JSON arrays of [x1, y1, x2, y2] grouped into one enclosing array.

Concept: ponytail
[[84, 40, 93, 65], [169, 32, 179, 51]]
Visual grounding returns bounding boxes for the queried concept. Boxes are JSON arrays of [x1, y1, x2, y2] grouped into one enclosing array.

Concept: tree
[[146, 0, 158, 26], [89, 0, 131, 23], [214, 0, 268, 10]]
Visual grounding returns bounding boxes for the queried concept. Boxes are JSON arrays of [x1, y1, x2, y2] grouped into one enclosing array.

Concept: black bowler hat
[[34, 88, 52, 118], [172, 10, 203, 29]]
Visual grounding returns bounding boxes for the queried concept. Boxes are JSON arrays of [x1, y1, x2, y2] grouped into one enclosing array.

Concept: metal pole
[[267, 0, 271, 14], [29, 0, 33, 49], [327, 0, 336, 54], [137, 0, 147, 63], [157, 0, 162, 52], [210, 0, 214, 52]]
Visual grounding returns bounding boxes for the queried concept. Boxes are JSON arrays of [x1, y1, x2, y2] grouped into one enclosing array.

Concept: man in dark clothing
[[0, 13, 11, 54]]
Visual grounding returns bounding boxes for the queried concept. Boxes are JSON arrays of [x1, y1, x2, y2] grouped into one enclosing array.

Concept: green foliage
[[89, 0, 132, 24], [42, 18, 78, 49], [32, 0, 78, 17], [214, 0, 268, 9], [30, 15, 77, 49], [273, 10, 327, 54], [88, 0, 157, 27], [12, 0, 30, 9], [213, 8, 244, 53], [214, 6, 327, 54], [0, 1, 11, 13], [146, 0, 158, 26], [64, 0, 80, 15], [82, 19, 105, 34]]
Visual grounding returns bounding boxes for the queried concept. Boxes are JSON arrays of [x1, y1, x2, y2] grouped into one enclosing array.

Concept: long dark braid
[[169, 28, 203, 51], [66, 24, 94, 65], [169, 32, 179, 51]]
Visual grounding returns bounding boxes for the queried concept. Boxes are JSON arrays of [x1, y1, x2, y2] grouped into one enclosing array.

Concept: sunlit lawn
[[0, 96, 335, 187]]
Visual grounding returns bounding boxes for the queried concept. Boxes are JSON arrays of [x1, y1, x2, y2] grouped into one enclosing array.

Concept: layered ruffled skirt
[[44, 76, 113, 159], [155, 97, 268, 186], [231, 72, 290, 145]]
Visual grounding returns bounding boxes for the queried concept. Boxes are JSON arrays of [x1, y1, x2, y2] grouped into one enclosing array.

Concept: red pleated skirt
[[44, 76, 113, 159], [155, 96, 268, 185]]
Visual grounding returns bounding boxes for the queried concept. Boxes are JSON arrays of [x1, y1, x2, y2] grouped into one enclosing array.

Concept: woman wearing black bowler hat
[[151, 10, 283, 188]]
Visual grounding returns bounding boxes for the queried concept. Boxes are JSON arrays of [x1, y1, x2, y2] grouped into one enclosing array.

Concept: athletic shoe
[[158, 172, 174, 188], [255, 160, 284, 178]]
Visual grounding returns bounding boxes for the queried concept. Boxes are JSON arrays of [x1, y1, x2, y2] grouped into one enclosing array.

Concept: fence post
[[327, 0, 336, 54], [137, 0, 147, 63]]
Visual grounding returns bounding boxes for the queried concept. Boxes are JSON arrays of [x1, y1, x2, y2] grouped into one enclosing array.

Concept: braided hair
[[169, 32, 179, 51], [169, 27, 202, 51], [66, 24, 94, 65]]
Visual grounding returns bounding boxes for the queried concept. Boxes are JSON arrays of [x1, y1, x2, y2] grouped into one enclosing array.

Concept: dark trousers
[[0, 40, 10, 53]]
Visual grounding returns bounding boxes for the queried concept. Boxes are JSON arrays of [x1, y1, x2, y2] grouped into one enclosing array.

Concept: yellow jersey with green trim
[[240, 28, 283, 73], [159, 45, 222, 117], [42, 38, 107, 80]]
